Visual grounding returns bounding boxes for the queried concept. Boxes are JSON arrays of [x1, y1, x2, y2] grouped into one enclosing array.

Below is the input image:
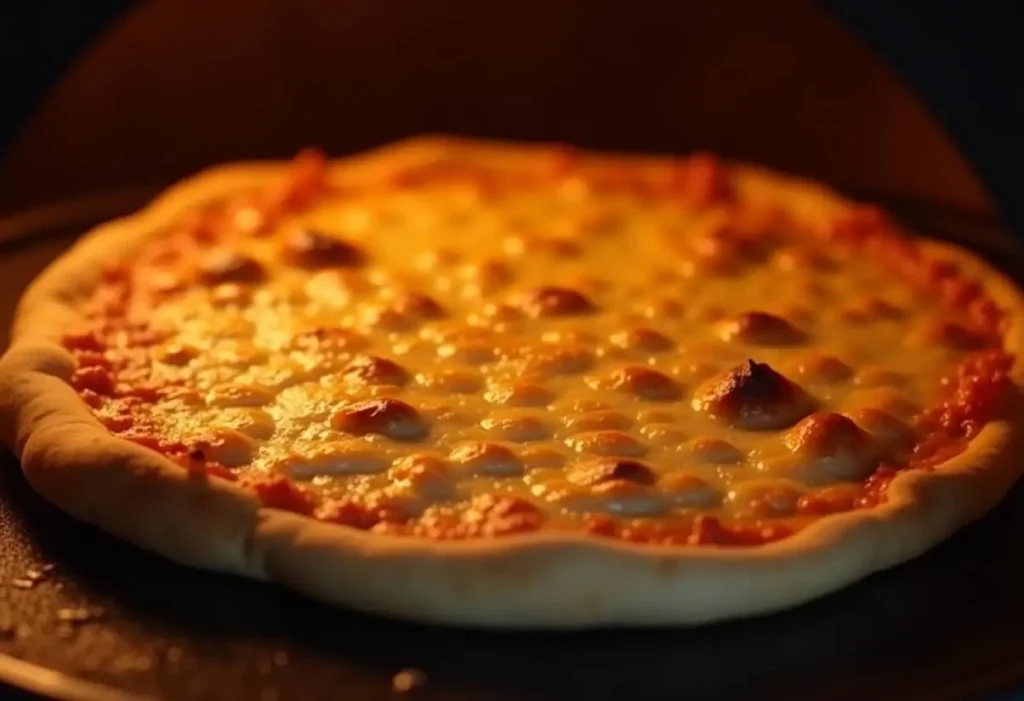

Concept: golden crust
[[1, 135, 1022, 628]]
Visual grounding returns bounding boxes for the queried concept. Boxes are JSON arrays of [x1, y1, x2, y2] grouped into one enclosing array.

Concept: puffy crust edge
[[1, 135, 1022, 628]]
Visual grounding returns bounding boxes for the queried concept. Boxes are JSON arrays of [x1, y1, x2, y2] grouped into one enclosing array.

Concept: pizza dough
[[1, 136, 1021, 628]]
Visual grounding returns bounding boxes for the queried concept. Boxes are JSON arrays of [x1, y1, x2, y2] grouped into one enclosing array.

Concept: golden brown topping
[[609, 328, 673, 353], [692, 359, 814, 430], [332, 398, 428, 441], [455, 493, 546, 535], [342, 355, 409, 386], [785, 412, 866, 453], [218, 408, 276, 440], [361, 305, 416, 331], [775, 305, 813, 325], [389, 454, 452, 500], [514, 286, 595, 318], [562, 410, 633, 432], [566, 430, 647, 457], [391, 291, 445, 319], [691, 224, 759, 262], [481, 412, 551, 442], [460, 260, 513, 296], [779, 412, 875, 484], [198, 249, 266, 284], [717, 311, 805, 346], [281, 227, 364, 268], [687, 437, 743, 463], [658, 473, 722, 507], [567, 457, 657, 486], [192, 428, 255, 468], [484, 381, 555, 407], [595, 365, 681, 401], [155, 343, 198, 365], [448, 442, 523, 476]]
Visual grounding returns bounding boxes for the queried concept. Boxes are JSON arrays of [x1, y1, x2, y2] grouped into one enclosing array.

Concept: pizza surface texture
[[1, 136, 1022, 628]]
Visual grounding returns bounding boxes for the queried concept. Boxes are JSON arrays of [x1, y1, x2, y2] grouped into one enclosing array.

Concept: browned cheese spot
[[846, 407, 914, 452], [781, 412, 875, 484], [687, 437, 743, 464], [198, 249, 266, 285], [717, 311, 806, 346], [281, 227, 365, 268], [342, 355, 410, 387], [332, 398, 428, 441], [598, 366, 681, 401], [389, 454, 453, 500], [567, 457, 657, 487], [609, 328, 674, 353], [692, 359, 814, 430], [449, 442, 524, 476], [391, 291, 446, 319], [514, 286, 595, 318], [484, 381, 555, 407]]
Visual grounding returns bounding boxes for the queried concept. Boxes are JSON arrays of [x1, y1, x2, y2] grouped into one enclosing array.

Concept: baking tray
[[2, 190, 1024, 701]]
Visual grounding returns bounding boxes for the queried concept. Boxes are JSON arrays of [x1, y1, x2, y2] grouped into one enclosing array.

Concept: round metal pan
[[2, 191, 1024, 701]]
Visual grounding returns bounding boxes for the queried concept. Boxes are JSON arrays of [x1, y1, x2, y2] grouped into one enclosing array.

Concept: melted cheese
[[98, 169, 981, 529]]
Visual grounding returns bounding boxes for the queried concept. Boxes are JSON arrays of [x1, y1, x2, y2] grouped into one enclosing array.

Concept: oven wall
[[0, 0, 991, 215]]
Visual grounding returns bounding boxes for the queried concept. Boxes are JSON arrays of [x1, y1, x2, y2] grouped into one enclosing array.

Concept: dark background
[[1, 0, 1022, 231], [2, 3, 1024, 699]]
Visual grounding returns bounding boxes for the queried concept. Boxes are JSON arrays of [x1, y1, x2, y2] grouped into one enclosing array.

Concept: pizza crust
[[2, 136, 1022, 628]]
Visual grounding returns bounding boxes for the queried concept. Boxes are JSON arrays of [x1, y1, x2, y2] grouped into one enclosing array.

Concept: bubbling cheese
[[65, 146, 1012, 545]]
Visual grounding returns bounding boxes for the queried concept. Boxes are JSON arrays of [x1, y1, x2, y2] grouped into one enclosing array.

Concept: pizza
[[1, 136, 1021, 628]]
